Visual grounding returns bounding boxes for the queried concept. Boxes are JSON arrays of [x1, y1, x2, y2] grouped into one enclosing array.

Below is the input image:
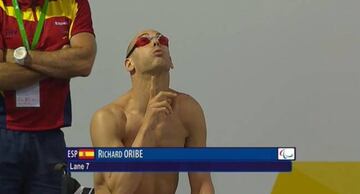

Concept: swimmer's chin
[[150, 61, 172, 70]]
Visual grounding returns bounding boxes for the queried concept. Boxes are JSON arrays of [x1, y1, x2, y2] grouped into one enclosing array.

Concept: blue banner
[[65, 147, 295, 172], [67, 161, 292, 172], [66, 147, 296, 162]]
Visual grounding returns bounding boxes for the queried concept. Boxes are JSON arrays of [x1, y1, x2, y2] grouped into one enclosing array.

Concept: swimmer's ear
[[125, 58, 135, 73]]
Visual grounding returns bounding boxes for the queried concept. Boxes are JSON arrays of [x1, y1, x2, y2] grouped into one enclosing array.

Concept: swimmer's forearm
[[131, 126, 156, 147], [191, 183, 215, 194], [105, 129, 155, 193], [189, 172, 215, 194], [199, 183, 215, 194], [107, 173, 144, 194]]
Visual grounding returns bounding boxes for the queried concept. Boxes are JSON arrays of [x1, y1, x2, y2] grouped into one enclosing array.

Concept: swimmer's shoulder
[[170, 89, 205, 127], [93, 92, 131, 122], [90, 94, 131, 139], [169, 89, 202, 111]]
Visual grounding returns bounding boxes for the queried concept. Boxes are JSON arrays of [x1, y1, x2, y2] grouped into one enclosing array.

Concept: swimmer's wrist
[[139, 127, 153, 137], [139, 123, 156, 132], [134, 126, 156, 147]]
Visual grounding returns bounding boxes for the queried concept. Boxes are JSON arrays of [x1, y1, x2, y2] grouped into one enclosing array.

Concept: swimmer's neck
[[129, 72, 170, 113]]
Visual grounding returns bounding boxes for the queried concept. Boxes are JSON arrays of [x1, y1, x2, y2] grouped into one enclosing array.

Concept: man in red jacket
[[0, 0, 96, 193]]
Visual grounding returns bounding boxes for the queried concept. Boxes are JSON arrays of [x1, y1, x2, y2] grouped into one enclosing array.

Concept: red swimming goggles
[[126, 34, 169, 58]]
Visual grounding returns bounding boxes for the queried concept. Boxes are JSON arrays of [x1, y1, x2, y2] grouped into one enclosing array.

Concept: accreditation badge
[[16, 82, 40, 107]]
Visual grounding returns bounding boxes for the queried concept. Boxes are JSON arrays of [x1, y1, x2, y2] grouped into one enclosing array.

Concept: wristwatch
[[13, 46, 27, 65]]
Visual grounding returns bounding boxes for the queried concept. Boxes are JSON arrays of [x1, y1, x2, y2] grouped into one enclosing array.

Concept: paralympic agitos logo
[[278, 148, 295, 160]]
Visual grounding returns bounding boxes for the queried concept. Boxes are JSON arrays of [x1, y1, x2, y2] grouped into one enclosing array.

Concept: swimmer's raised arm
[[91, 107, 148, 194], [90, 79, 177, 194]]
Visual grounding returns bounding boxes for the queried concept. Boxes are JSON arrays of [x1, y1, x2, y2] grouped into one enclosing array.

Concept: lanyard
[[12, 0, 49, 50]]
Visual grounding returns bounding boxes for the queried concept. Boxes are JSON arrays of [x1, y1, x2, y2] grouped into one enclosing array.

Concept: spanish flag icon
[[78, 149, 95, 160]]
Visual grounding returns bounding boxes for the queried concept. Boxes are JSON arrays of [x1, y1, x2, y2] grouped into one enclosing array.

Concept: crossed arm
[[0, 32, 96, 90]]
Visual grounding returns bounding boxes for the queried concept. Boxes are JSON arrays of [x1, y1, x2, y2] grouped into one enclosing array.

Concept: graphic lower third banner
[[66, 147, 295, 172]]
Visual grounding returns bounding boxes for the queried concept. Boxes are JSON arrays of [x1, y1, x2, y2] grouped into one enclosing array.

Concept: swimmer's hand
[[142, 76, 177, 130]]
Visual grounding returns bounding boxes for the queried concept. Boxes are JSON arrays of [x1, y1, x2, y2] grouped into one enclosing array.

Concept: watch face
[[14, 47, 27, 60]]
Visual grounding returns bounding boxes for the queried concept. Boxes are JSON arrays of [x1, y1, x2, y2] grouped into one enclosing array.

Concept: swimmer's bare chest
[[123, 113, 188, 194], [124, 112, 188, 147]]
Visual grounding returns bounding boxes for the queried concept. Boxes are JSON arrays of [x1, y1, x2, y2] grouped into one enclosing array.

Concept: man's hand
[[19, 32, 96, 79], [5, 49, 15, 64], [142, 76, 177, 130], [6, 44, 71, 66], [62, 44, 71, 49], [0, 49, 44, 90]]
